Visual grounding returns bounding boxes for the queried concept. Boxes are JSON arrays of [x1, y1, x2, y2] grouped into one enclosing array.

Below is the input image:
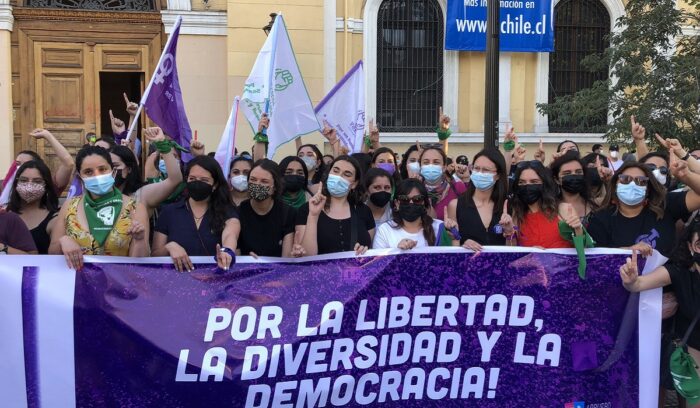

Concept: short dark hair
[[249, 159, 283, 200]]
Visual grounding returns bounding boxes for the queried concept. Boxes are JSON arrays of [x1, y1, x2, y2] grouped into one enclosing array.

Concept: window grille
[[24, 0, 155, 11]]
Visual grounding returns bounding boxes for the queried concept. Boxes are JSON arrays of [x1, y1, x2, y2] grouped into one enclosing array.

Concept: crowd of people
[[2, 103, 700, 401]]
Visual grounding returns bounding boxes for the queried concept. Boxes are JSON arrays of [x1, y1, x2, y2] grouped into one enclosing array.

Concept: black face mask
[[517, 184, 543, 205], [586, 167, 602, 187], [398, 203, 426, 222], [561, 174, 586, 194], [114, 171, 127, 187], [284, 175, 306, 193], [693, 252, 700, 265], [187, 180, 213, 201], [369, 191, 392, 208]]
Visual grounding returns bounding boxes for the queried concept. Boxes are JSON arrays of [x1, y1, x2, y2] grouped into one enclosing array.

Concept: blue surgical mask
[[420, 164, 444, 183], [471, 171, 496, 191], [326, 174, 351, 198], [616, 182, 647, 206], [407, 161, 420, 174], [83, 173, 115, 196], [301, 156, 317, 172], [158, 159, 167, 176]]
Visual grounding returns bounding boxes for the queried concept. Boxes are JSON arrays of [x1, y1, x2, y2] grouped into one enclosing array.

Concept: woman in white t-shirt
[[373, 179, 452, 249]]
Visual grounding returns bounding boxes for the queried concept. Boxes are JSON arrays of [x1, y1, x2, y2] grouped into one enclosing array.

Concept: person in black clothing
[[6, 160, 59, 254], [297, 155, 375, 256], [588, 160, 700, 258], [237, 159, 296, 257], [153, 156, 239, 272], [446, 148, 513, 251], [620, 222, 700, 380]]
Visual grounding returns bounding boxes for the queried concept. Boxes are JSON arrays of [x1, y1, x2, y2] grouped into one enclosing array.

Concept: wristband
[[449, 227, 461, 241], [682, 152, 691, 161], [213, 246, 236, 272], [436, 127, 452, 141], [364, 136, 372, 149], [503, 140, 516, 152], [153, 139, 189, 154], [254, 132, 269, 144]]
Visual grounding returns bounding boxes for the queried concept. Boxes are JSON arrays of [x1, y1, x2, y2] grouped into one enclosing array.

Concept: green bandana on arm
[[558, 221, 595, 280], [436, 127, 452, 141], [83, 188, 123, 247]]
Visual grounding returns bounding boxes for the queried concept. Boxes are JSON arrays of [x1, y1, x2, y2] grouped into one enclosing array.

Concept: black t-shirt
[[237, 200, 296, 257], [296, 202, 376, 254], [587, 191, 690, 257], [155, 200, 238, 256], [667, 263, 700, 350], [456, 194, 505, 246]]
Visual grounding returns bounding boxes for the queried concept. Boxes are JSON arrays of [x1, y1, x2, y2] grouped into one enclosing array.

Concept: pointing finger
[[631, 249, 637, 269], [539, 138, 543, 151], [630, 115, 636, 127], [439, 106, 443, 117], [503, 199, 508, 215], [123, 92, 130, 105], [109, 109, 115, 120], [655, 133, 668, 148]]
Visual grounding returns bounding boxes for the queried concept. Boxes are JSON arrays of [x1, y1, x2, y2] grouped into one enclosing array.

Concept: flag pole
[[262, 12, 281, 130], [126, 16, 183, 142]]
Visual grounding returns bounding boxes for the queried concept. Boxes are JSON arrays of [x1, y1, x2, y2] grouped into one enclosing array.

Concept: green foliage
[[537, 0, 700, 150]]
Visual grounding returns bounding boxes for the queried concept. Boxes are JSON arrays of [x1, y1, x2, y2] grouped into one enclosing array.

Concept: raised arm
[[127, 202, 150, 257], [300, 190, 326, 256], [631, 116, 649, 159], [138, 127, 184, 210], [321, 122, 341, 158], [30, 129, 75, 192], [253, 113, 270, 162]]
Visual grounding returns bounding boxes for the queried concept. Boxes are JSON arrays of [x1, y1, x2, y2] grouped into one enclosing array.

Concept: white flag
[[241, 14, 320, 159], [315, 60, 365, 153], [215, 97, 240, 180]]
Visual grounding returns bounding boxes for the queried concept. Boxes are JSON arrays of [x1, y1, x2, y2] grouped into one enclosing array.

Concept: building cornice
[[161, 9, 226, 36], [12, 7, 161, 23], [0, 4, 13, 31]]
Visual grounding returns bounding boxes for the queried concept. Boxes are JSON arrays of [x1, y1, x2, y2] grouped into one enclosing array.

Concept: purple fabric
[[142, 21, 192, 161], [0, 211, 37, 252], [71, 251, 639, 406], [435, 181, 467, 220]]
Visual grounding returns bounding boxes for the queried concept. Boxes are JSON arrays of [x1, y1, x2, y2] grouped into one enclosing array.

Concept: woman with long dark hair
[[297, 144, 326, 195], [7, 160, 59, 253], [237, 159, 296, 257], [49, 146, 150, 269], [298, 155, 375, 255], [400, 144, 422, 179], [419, 146, 467, 220], [373, 179, 451, 249], [152, 155, 239, 272], [588, 159, 700, 257], [446, 149, 512, 251], [364, 167, 394, 226], [550, 151, 598, 227], [509, 161, 582, 248], [279, 156, 311, 210]]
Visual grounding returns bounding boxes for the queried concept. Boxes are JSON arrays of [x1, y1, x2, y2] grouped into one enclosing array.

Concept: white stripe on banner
[[0, 260, 28, 408], [639, 251, 665, 408], [36, 256, 77, 407]]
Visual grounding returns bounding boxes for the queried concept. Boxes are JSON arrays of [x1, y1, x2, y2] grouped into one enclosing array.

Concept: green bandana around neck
[[83, 188, 123, 246], [282, 190, 307, 209]]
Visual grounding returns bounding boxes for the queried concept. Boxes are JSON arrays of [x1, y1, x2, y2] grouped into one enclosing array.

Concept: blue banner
[[0, 249, 664, 407], [445, 0, 555, 52]]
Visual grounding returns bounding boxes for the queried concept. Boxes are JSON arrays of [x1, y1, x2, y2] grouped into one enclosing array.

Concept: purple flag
[[142, 16, 192, 159], [66, 174, 82, 198]]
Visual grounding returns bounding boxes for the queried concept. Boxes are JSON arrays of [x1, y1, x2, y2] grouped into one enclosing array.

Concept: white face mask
[[653, 169, 667, 186], [230, 174, 248, 192], [407, 161, 421, 174], [610, 151, 618, 159]]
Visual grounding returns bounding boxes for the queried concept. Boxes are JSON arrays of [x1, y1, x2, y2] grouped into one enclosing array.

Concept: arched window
[[377, 0, 443, 132], [548, 0, 610, 132]]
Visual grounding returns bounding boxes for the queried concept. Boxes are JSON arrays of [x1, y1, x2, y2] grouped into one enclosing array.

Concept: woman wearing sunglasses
[[373, 179, 452, 249], [446, 149, 511, 251], [639, 152, 672, 190], [588, 159, 700, 257], [509, 161, 583, 248]]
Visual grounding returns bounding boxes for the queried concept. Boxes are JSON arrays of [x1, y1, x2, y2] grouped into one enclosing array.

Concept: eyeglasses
[[645, 163, 668, 175], [471, 165, 497, 173], [618, 174, 649, 186], [397, 195, 425, 205], [516, 160, 545, 170]]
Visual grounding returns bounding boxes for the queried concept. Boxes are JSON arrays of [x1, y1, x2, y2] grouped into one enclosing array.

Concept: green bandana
[[282, 191, 307, 209], [83, 188, 123, 247], [503, 140, 516, 152], [558, 221, 595, 279], [436, 127, 452, 141]]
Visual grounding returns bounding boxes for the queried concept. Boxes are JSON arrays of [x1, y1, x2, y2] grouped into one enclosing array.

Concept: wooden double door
[[12, 10, 162, 171]]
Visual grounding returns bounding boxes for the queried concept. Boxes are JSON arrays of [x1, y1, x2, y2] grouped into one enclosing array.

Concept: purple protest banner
[[0, 249, 663, 407], [141, 16, 192, 160]]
